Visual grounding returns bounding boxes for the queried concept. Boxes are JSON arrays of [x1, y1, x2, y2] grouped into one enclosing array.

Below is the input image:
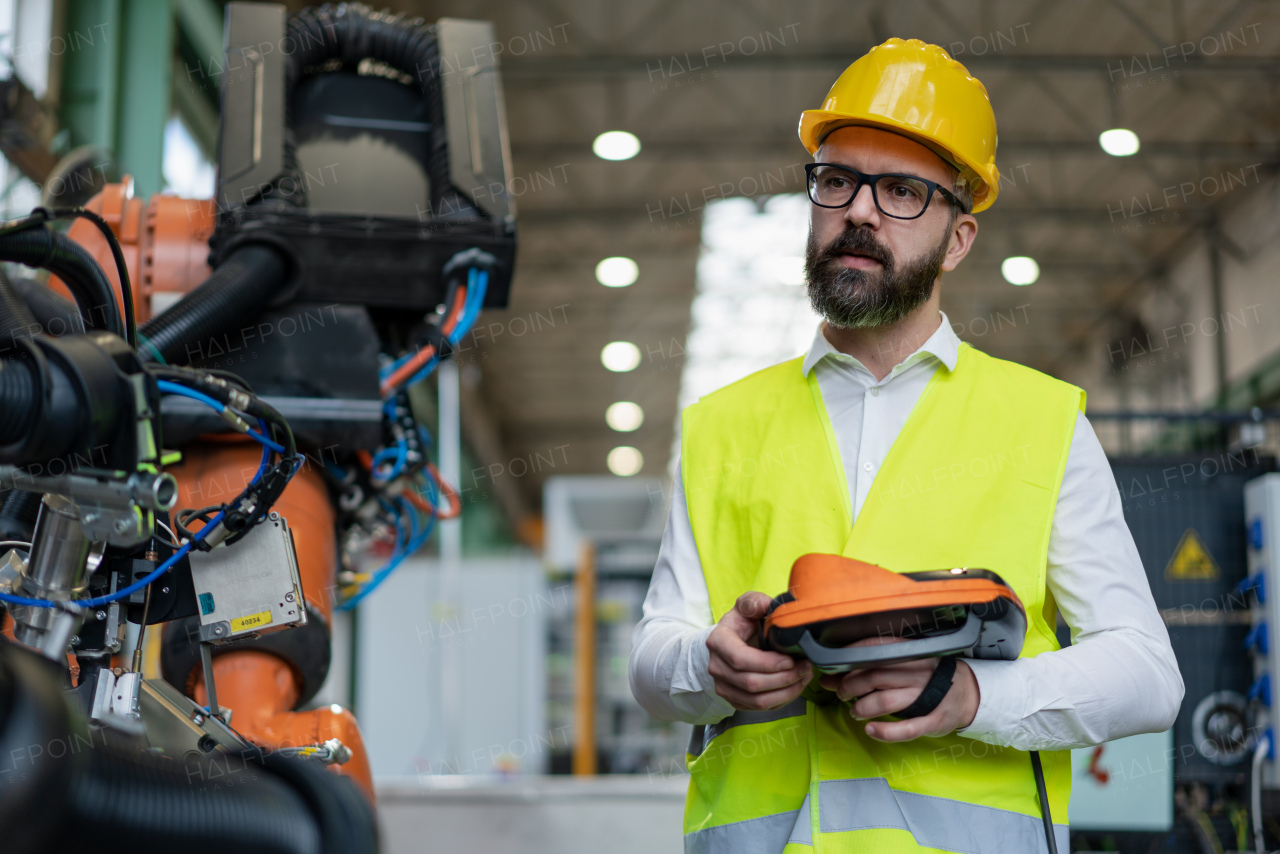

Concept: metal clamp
[[277, 738, 353, 766]]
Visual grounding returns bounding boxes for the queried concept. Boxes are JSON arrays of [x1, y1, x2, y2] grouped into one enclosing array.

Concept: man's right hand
[[706, 591, 813, 711]]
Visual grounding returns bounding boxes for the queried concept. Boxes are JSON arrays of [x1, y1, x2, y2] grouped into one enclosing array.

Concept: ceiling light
[[596, 256, 639, 287], [1098, 128, 1140, 157], [600, 341, 641, 372], [607, 446, 644, 476], [593, 131, 640, 161], [1001, 256, 1040, 286], [606, 401, 644, 432]]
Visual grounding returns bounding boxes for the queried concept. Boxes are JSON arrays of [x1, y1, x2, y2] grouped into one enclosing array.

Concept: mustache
[[816, 227, 892, 267]]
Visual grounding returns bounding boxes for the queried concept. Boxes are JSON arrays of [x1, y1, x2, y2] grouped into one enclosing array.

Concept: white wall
[[355, 556, 549, 780]]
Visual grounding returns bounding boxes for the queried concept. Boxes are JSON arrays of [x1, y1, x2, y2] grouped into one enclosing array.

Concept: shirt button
[[869, 387, 880, 396], [863, 462, 873, 472]]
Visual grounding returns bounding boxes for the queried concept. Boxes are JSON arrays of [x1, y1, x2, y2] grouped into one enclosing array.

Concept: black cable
[[199, 367, 256, 393], [6, 273, 86, 335], [138, 244, 288, 365], [1030, 750, 1058, 854], [37, 207, 136, 348], [0, 264, 39, 345], [0, 354, 40, 442], [151, 363, 302, 548], [0, 219, 124, 337], [173, 505, 224, 544], [147, 363, 295, 460]]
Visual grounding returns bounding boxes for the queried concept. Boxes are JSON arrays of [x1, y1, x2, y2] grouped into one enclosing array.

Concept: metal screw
[[268, 511, 280, 521], [95, 610, 106, 621], [113, 518, 132, 534], [213, 625, 224, 635], [285, 592, 295, 602], [82, 513, 98, 524], [70, 635, 80, 645]]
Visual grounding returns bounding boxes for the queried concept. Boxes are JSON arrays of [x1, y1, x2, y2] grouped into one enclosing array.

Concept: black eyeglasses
[[804, 163, 968, 219]]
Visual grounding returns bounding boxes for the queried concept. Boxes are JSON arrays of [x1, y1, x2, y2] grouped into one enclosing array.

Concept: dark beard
[[804, 225, 951, 329]]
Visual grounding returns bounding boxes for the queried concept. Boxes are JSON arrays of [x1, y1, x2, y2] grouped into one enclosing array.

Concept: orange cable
[[358, 448, 460, 520], [379, 285, 468, 394], [425, 464, 462, 519]]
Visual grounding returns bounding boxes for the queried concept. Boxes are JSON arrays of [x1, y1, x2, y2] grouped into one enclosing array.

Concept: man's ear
[[942, 214, 978, 273]]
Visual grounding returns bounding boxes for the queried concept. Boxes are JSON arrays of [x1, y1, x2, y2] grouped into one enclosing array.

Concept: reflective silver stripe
[[690, 698, 808, 757], [688, 725, 707, 757], [786, 793, 812, 846], [685, 808, 808, 854], [819, 778, 1069, 854]]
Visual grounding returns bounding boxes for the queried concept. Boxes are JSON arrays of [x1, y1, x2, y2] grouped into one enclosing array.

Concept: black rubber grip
[[895, 655, 957, 718]]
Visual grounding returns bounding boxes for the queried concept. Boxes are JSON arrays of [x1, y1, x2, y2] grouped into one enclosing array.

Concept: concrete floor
[[377, 775, 687, 853]]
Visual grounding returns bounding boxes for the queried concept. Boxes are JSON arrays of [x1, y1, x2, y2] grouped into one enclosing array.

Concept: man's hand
[[818, 638, 980, 741], [706, 592, 812, 711]]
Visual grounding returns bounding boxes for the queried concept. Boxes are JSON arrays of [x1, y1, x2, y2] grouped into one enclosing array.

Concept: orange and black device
[[761, 554, 1028, 673]]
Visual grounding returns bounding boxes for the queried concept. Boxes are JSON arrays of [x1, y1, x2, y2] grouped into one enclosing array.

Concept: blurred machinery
[[0, 3, 515, 850], [1248, 474, 1280, 777], [543, 476, 689, 775], [1065, 450, 1276, 852]]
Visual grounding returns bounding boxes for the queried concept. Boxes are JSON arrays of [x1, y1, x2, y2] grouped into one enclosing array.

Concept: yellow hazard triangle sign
[[1164, 528, 1220, 582]]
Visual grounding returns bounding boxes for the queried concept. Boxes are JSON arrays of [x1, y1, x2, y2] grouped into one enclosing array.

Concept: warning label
[[1164, 528, 1220, 582]]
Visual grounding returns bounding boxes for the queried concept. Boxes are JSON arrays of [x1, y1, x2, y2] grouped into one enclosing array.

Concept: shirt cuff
[[954, 658, 1025, 745], [671, 625, 735, 723]]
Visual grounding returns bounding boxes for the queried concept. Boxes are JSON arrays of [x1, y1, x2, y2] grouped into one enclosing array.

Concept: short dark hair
[[941, 161, 975, 215]]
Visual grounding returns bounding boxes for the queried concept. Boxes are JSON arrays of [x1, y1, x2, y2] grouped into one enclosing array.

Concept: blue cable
[[338, 497, 437, 611], [158, 380, 221, 410], [452, 269, 488, 343], [397, 497, 420, 543], [1, 520, 202, 609], [0, 416, 284, 610], [339, 514, 435, 611], [246, 425, 285, 454], [157, 380, 285, 453], [380, 267, 490, 394], [252, 419, 272, 481], [376, 269, 481, 383], [370, 443, 408, 482]]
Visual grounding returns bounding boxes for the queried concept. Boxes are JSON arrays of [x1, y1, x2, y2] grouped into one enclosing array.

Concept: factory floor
[[377, 774, 687, 853]]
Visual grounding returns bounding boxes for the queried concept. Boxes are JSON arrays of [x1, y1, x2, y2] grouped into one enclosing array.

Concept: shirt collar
[[800, 311, 961, 378]]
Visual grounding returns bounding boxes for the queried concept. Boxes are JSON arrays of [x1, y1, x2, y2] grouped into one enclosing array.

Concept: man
[[630, 38, 1183, 853]]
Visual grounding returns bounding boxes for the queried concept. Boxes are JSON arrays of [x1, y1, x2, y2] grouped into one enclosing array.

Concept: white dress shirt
[[630, 313, 1184, 751]]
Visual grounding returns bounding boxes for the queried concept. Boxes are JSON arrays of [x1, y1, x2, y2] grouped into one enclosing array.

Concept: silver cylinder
[[12, 494, 91, 648]]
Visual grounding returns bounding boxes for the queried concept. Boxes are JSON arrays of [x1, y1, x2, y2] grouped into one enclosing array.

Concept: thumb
[[734, 591, 775, 621]]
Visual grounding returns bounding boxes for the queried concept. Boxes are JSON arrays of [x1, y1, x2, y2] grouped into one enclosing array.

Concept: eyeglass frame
[[804, 162, 970, 219]]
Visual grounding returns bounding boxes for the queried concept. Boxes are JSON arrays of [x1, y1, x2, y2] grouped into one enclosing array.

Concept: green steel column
[[60, 0, 123, 157], [58, 0, 175, 199], [115, 0, 173, 198]]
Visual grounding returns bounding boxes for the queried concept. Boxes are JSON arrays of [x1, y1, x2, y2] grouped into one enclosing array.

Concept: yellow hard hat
[[798, 38, 1000, 212]]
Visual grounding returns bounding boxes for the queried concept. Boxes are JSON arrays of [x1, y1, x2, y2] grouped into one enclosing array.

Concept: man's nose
[[844, 183, 880, 228]]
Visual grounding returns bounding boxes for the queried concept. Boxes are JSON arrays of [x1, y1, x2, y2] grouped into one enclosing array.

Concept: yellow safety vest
[[680, 342, 1084, 854]]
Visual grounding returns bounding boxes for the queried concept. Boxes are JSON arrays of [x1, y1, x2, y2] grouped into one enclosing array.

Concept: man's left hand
[[817, 639, 980, 742]]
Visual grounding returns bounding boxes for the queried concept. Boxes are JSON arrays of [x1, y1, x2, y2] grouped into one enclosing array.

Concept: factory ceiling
[[283, 0, 1280, 525]]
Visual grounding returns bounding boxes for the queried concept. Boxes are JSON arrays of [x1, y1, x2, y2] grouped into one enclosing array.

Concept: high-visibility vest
[[680, 342, 1084, 854]]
